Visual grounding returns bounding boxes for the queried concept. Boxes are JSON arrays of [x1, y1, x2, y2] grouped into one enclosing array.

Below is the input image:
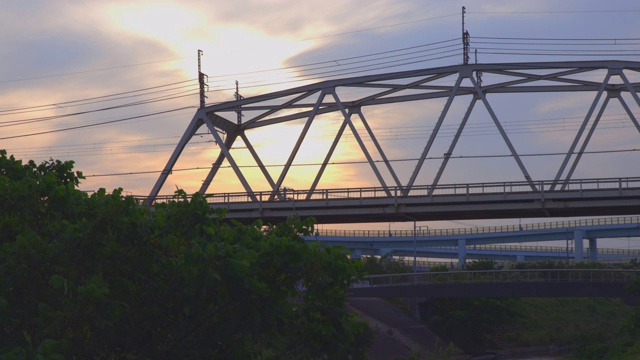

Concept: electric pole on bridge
[[462, 6, 470, 65], [462, 7, 482, 86], [198, 49, 208, 108], [235, 80, 244, 124]]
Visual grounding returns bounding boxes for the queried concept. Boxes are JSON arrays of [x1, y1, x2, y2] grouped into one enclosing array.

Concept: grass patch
[[500, 298, 632, 348]]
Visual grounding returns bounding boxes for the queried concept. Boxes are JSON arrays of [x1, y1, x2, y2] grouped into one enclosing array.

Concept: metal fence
[[317, 215, 640, 238], [144, 176, 640, 205], [360, 269, 640, 287]]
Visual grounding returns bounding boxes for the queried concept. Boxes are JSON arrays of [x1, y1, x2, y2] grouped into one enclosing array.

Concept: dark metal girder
[[213, 188, 640, 224]]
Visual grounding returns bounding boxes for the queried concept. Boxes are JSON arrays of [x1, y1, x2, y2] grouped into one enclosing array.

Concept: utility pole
[[475, 49, 483, 87], [235, 80, 244, 124], [198, 49, 208, 108], [462, 6, 470, 65]]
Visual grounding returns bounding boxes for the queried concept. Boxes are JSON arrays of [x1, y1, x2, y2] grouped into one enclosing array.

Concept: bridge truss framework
[[147, 60, 640, 221]]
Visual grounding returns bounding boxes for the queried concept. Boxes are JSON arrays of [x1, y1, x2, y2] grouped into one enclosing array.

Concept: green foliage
[[464, 258, 501, 271], [423, 296, 519, 350], [621, 258, 640, 269], [359, 254, 412, 275], [510, 260, 611, 270], [0, 151, 372, 359], [428, 264, 449, 272], [510, 260, 568, 269]]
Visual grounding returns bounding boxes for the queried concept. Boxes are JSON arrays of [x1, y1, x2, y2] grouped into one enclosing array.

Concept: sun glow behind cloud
[[101, 2, 311, 93]]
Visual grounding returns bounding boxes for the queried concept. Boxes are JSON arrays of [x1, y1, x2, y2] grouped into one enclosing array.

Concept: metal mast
[[198, 49, 208, 108]]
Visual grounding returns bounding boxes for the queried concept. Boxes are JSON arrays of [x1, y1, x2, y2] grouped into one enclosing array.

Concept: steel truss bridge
[[147, 60, 640, 224]]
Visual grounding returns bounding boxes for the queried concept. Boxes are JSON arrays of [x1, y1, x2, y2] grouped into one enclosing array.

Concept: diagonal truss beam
[[269, 90, 329, 201], [620, 70, 640, 110], [560, 95, 612, 190], [618, 95, 640, 134], [404, 74, 464, 195], [429, 96, 478, 195], [356, 110, 403, 189], [482, 68, 600, 89], [199, 132, 236, 194], [469, 75, 537, 191], [242, 90, 320, 128], [204, 119, 257, 201], [147, 112, 205, 205], [306, 108, 352, 199], [551, 72, 613, 190], [332, 91, 391, 196], [240, 132, 278, 192]]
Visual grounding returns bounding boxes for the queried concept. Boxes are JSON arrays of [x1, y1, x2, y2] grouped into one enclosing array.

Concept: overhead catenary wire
[[0, 106, 196, 141], [82, 147, 640, 179], [3, 23, 640, 169], [5, 33, 637, 133], [0, 38, 463, 133], [0, 80, 199, 116], [471, 35, 640, 59]]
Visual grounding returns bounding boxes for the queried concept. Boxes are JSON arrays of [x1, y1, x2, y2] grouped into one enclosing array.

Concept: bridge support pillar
[[458, 239, 467, 269], [589, 238, 598, 262], [350, 249, 362, 259], [516, 255, 525, 262], [574, 230, 585, 263]]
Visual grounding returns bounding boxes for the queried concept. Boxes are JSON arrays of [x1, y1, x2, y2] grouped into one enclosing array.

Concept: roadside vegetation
[[0, 150, 372, 359], [358, 255, 640, 358]]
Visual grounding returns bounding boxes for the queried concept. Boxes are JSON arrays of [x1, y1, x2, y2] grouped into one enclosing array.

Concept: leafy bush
[[0, 150, 372, 359]]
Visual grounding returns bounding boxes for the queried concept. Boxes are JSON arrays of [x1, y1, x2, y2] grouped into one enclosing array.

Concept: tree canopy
[[0, 150, 371, 359]]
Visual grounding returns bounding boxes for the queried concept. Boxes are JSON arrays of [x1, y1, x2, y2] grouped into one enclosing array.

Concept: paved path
[[347, 297, 446, 360]]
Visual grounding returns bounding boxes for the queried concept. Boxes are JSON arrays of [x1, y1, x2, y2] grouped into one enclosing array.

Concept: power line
[[0, 106, 195, 141], [0, 79, 198, 115], [83, 147, 640, 178], [3, 31, 638, 141], [0, 57, 187, 84], [0, 91, 198, 129], [299, 13, 459, 41], [1, 38, 461, 129], [471, 10, 640, 14], [205, 38, 460, 84]]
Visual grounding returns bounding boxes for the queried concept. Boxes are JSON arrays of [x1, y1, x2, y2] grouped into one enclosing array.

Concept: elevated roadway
[[303, 216, 640, 264]]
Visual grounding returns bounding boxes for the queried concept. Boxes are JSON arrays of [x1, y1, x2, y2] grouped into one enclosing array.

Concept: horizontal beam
[[209, 188, 640, 224]]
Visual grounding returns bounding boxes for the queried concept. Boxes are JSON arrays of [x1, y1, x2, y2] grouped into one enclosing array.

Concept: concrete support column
[[458, 239, 467, 269], [350, 249, 362, 260], [574, 230, 585, 263], [516, 255, 525, 262], [589, 238, 598, 263]]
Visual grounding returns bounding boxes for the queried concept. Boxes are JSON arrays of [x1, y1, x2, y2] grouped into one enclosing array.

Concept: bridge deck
[[147, 177, 640, 224]]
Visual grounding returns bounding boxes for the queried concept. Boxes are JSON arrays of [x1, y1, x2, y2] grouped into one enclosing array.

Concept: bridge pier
[[574, 230, 585, 262], [458, 239, 467, 268], [589, 238, 598, 262]]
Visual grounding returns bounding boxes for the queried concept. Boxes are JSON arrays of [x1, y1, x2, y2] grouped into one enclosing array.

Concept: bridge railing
[[398, 244, 640, 256], [316, 215, 640, 238], [359, 269, 640, 287], [145, 176, 640, 205]]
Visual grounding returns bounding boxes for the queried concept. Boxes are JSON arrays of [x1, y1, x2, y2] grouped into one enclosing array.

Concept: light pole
[[397, 213, 418, 272], [413, 219, 417, 272]]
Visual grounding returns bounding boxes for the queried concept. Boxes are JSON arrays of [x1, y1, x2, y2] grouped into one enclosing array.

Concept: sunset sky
[[2, 0, 640, 231]]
